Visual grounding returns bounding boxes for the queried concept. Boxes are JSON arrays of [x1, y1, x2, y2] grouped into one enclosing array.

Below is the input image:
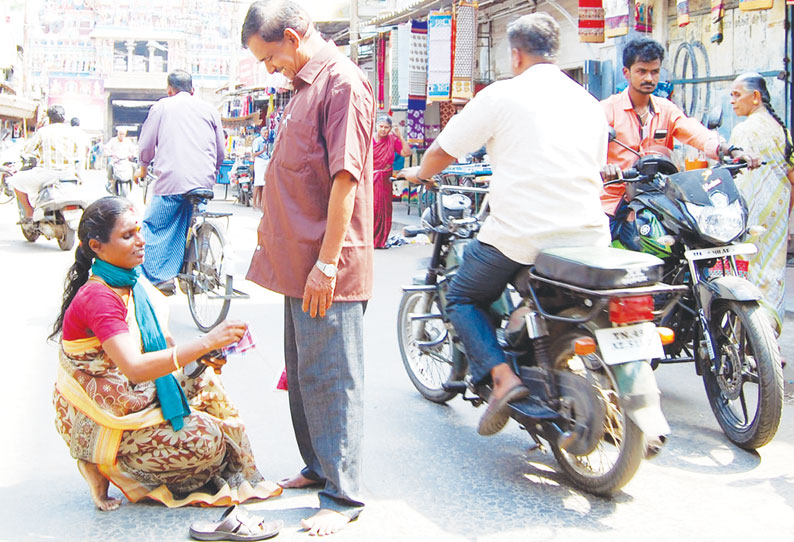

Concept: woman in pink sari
[[372, 116, 411, 248]]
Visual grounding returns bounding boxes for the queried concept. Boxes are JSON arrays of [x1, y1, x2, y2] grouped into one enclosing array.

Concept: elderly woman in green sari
[[51, 196, 281, 512], [729, 73, 794, 334]]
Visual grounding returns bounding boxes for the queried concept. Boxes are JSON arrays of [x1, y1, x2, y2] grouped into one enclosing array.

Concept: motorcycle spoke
[[738, 386, 750, 425]]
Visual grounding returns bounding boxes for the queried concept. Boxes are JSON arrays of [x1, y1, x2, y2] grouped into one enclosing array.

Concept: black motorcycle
[[397, 183, 686, 495], [608, 130, 784, 450]]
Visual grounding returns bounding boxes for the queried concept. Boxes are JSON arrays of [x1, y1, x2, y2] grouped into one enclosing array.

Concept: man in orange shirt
[[601, 38, 757, 247]]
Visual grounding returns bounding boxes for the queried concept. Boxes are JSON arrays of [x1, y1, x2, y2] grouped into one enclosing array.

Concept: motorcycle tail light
[[657, 327, 675, 345], [574, 337, 597, 355], [64, 205, 79, 210], [609, 295, 654, 324]]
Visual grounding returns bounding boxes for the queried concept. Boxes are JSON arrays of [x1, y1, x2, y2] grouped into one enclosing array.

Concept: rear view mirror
[[608, 126, 617, 142], [705, 107, 723, 130]]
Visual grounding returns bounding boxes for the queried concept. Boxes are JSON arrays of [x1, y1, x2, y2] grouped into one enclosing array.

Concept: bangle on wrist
[[171, 347, 180, 372]]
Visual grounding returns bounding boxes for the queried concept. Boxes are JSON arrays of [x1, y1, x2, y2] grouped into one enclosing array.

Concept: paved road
[[0, 183, 792, 541]]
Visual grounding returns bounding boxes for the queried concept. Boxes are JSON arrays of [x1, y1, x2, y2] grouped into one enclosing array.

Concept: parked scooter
[[16, 155, 88, 251], [397, 182, 685, 495], [606, 113, 784, 450]]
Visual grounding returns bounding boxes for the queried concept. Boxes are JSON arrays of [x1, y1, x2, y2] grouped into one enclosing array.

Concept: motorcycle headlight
[[684, 200, 745, 244]]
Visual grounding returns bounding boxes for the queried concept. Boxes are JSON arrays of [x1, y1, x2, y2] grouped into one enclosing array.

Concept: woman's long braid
[[763, 97, 793, 163], [50, 244, 95, 340]]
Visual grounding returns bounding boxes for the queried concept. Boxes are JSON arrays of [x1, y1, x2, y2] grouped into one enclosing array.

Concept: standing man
[[136, 70, 225, 295], [9, 105, 79, 219], [251, 126, 268, 209], [400, 13, 610, 435], [69, 117, 90, 173], [241, 0, 374, 535], [601, 38, 758, 247]]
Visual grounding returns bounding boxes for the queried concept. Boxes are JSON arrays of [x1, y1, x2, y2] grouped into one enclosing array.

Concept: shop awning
[[0, 93, 38, 121]]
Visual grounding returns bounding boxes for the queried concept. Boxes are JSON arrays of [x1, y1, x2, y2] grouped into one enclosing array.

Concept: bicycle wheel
[[186, 222, 233, 332]]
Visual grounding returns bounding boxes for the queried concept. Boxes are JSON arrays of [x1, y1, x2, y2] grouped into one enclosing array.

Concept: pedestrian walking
[[372, 115, 410, 248]]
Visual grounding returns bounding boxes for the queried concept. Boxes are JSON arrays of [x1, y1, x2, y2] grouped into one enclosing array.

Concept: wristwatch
[[315, 260, 338, 278]]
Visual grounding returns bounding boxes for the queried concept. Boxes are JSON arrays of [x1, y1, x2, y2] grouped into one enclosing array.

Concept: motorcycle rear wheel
[[703, 300, 783, 449], [186, 222, 233, 332], [549, 330, 645, 496], [0, 179, 14, 204], [397, 290, 465, 404]]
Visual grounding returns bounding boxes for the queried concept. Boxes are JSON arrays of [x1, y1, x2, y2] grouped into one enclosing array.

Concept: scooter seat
[[532, 246, 664, 290], [185, 188, 215, 202]]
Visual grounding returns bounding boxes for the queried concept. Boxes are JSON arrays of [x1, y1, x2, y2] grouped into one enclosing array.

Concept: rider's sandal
[[477, 384, 531, 436], [189, 505, 283, 541]]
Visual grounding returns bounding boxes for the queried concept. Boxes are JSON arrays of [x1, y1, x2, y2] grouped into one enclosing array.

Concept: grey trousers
[[284, 296, 365, 518]]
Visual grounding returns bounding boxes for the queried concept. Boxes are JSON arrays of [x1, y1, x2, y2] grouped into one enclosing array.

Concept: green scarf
[[91, 259, 190, 431]]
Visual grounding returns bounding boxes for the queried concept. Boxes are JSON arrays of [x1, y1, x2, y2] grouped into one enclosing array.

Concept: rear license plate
[[594, 322, 664, 365]]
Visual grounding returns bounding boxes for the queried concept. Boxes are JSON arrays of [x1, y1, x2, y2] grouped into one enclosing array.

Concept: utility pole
[[349, 0, 359, 64]]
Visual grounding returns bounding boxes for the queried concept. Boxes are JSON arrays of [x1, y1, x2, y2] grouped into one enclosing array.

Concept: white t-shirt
[[436, 63, 610, 264]]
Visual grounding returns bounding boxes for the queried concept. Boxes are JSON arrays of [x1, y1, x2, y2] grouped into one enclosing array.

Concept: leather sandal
[[189, 505, 283, 541], [477, 384, 530, 436]]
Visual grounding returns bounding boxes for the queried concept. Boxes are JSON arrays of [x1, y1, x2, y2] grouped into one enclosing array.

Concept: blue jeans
[[283, 297, 365, 519], [445, 240, 525, 384]]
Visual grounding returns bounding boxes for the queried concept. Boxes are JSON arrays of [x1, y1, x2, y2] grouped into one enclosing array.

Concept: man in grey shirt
[[136, 70, 225, 294]]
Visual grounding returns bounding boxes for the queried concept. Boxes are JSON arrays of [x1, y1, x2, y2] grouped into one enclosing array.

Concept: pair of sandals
[[190, 505, 283, 541]]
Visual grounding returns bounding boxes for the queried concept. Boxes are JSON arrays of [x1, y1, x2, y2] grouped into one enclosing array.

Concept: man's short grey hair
[[507, 13, 560, 59], [241, 0, 312, 47], [167, 70, 193, 93]]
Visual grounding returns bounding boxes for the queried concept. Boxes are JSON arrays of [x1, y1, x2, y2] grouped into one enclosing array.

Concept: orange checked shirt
[[600, 89, 721, 215]]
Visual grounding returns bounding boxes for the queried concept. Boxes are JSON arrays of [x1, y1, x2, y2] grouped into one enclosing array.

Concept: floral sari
[[731, 111, 794, 332], [53, 282, 281, 507]]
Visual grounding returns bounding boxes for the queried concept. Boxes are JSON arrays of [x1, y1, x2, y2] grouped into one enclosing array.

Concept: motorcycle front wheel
[[397, 290, 465, 404], [703, 300, 783, 449], [186, 222, 232, 332], [549, 330, 645, 496]]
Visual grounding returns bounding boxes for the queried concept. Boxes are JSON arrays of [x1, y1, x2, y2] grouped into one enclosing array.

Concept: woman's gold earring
[[753, 100, 759, 105]]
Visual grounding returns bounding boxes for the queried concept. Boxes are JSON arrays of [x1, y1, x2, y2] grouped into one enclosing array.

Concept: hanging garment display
[[407, 20, 428, 147], [604, 0, 629, 37], [739, 0, 773, 9], [389, 24, 412, 110], [676, 0, 690, 26], [578, 0, 605, 43], [389, 28, 400, 109], [452, 0, 477, 102], [634, 0, 653, 33], [377, 32, 387, 110], [427, 11, 452, 103], [710, 0, 724, 44]]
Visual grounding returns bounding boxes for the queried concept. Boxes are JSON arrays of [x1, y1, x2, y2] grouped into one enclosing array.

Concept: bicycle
[[176, 187, 249, 331]]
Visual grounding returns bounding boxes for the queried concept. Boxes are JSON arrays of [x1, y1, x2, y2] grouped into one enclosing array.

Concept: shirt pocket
[[278, 118, 317, 173]]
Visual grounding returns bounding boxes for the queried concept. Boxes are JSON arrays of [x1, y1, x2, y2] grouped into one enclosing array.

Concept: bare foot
[[489, 363, 524, 402], [278, 472, 322, 489], [77, 460, 122, 511], [300, 509, 351, 536]]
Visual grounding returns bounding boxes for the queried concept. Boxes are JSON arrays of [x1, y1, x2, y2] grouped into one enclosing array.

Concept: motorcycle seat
[[185, 188, 215, 202], [530, 246, 664, 290]]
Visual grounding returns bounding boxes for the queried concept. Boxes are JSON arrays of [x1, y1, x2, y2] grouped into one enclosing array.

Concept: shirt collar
[[293, 41, 338, 89], [620, 88, 657, 114]]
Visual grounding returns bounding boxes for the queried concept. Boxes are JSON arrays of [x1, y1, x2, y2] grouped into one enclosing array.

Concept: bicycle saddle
[[185, 188, 215, 201]]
